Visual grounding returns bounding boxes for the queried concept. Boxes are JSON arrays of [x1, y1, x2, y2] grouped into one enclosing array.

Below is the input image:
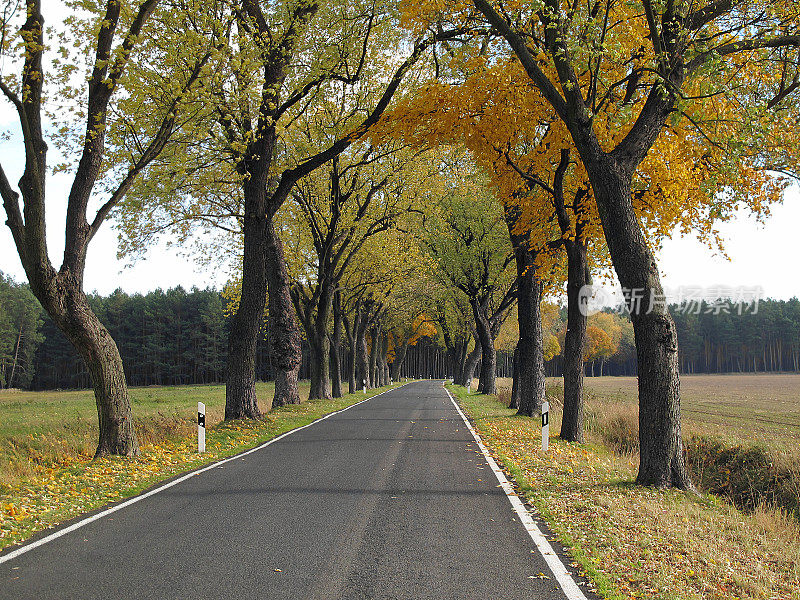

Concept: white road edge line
[[0, 383, 410, 565], [444, 386, 589, 600]]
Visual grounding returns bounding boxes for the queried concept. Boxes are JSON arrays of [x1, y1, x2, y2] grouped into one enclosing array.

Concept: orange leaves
[[585, 325, 613, 362], [408, 313, 438, 346]]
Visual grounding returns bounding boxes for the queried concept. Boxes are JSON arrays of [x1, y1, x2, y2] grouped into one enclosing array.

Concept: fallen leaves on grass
[[453, 387, 800, 600]]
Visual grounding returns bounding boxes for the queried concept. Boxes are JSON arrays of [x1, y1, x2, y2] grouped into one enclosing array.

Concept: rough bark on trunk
[[225, 136, 275, 420], [356, 323, 370, 390], [32, 286, 140, 456], [513, 247, 546, 418], [462, 337, 482, 388], [473, 299, 497, 395], [274, 368, 299, 407], [560, 239, 589, 442], [515, 280, 545, 417], [587, 158, 691, 489], [509, 344, 521, 409], [449, 340, 466, 385], [266, 217, 301, 407], [61, 293, 139, 457], [308, 335, 331, 399]]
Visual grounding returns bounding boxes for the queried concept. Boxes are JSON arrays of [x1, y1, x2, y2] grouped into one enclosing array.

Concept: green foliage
[[32, 287, 229, 389], [671, 298, 800, 374], [112, 0, 422, 264], [419, 154, 514, 303]]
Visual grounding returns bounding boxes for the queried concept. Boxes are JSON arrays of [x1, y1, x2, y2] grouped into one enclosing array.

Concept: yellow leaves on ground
[[454, 387, 800, 600]]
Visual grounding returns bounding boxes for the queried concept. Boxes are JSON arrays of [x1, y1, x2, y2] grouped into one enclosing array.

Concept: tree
[[373, 62, 598, 426], [0, 0, 217, 456], [419, 156, 516, 395], [114, 0, 463, 416]]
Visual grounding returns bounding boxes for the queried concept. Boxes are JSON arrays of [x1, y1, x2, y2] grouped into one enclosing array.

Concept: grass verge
[[449, 383, 800, 600], [1, 382, 401, 552]]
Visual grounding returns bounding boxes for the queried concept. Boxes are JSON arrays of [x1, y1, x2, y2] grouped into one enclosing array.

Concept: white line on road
[[444, 386, 589, 600], [0, 384, 408, 565]]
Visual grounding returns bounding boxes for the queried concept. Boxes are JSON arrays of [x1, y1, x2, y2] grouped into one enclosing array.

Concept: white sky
[[1, 3, 798, 299]]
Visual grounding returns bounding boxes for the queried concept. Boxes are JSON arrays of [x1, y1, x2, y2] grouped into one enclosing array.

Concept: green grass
[[0, 382, 299, 488]]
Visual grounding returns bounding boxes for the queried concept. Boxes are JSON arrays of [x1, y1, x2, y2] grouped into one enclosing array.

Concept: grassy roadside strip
[[448, 384, 800, 600], [0, 383, 403, 552]]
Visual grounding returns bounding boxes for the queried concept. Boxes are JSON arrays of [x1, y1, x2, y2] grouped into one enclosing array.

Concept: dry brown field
[[582, 373, 800, 452]]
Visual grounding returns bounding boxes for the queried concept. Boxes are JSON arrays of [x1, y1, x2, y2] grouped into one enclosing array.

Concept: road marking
[[0, 384, 409, 565], [444, 386, 589, 600]]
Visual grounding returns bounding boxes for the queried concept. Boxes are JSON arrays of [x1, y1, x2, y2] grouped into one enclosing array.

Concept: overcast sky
[[1, 3, 798, 300]]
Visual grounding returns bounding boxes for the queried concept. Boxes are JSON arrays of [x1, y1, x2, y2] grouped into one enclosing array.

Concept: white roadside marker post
[[541, 400, 549, 452], [198, 402, 206, 453], [363, 379, 366, 394]]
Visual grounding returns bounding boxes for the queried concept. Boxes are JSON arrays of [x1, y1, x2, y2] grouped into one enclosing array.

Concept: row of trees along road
[[1, 0, 798, 491], [0, 0, 462, 455], [6, 279, 798, 390]]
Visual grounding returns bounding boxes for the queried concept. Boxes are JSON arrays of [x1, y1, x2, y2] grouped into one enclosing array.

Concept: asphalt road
[[1, 381, 585, 599]]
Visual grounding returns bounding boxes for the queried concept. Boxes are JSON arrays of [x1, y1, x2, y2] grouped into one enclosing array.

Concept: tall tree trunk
[[344, 308, 360, 394], [509, 344, 521, 409], [292, 278, 333, 401], [356, 321, 370, 390], [308, 334, 331, 399], [266, 217, 301, 407], [452, 340, 468, 385], [587, 159, 692, 489], [473, 300, 500, 395], [380, 332, 390, 385], [462, 336, 482, 388], [39, 288, 140, 457], [330, 291, 343, 398], [226, 178, 269, 420], [514, 250, 546, 417], [347, 330, 357, 394], [560, 239, 589, 442], [391, 341, 409, 382], [368, 324, 380, 388]]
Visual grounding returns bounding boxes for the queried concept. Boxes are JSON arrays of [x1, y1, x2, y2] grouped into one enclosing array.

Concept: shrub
[[687, 436, 800, 520]]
